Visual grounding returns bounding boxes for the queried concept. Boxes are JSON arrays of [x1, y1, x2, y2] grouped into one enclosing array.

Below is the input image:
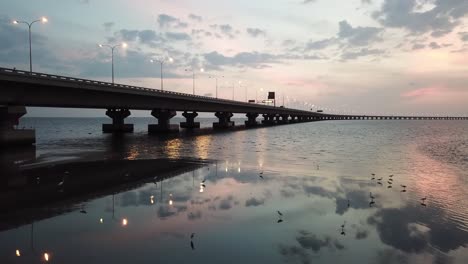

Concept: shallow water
[[1, 119, 467, 263]]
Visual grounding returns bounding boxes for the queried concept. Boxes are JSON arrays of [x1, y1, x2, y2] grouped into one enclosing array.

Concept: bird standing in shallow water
[[277, 211, 283, 216]]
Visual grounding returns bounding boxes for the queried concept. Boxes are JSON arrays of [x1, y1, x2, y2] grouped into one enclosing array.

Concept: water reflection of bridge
[[0, 155, 207, 232]]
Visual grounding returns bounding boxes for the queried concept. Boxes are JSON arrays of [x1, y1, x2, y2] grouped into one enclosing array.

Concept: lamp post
[[99, 42, 127, 84], [150, 57, 173, 91], [185, 67, 204, 95], [12, 17, 48, 72], [209, 75, 224, 98]]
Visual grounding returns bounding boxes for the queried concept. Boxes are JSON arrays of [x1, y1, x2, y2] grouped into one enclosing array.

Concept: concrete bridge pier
[[280, 114, 290, 124], [180, 111, 200, 130], [262, 114, 276, 125], [103, 108, 134, 133], [245, 113, 259, 127], [149, 109, 179, 133], [214, 112, 234, 129], [275, 115, 282, 124], [0, 106, 35, 146]]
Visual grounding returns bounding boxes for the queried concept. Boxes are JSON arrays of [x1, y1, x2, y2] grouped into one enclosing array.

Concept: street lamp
[[98, 42, 127, 84], [209, 75, 224, 98], [185, 67, 204, 95], [12, 17, 48, 72], [150, 57, 173, 91]]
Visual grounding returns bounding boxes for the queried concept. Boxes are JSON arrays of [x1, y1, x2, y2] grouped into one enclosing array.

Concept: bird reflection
[[340, 222, 346, 236], [347, 199, 350, 208], [277, 211, 284, 223], [190, 233, 195, 250]]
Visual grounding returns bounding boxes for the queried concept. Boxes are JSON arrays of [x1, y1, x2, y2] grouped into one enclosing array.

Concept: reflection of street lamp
[[185, 68, 204, 95], [150, 57, 173, 91], [15, 222, 51, 262], [12, 17, 48, 72], [98, 42, 128, 84], [209, 75, 224, 98]]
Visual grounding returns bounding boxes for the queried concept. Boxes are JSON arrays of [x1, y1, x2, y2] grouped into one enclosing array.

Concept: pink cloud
[[401, 87, 440, 98]]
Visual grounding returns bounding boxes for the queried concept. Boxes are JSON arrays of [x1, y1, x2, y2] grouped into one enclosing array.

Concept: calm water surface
[[1, 118, 467, 263]]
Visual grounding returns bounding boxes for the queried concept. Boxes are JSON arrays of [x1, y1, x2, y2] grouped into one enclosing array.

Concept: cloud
[[412, 43, 425, 50], [245, 197, 265, 207], [458, 32, 468, 42], [338, 20, 383, 46], [362, 0, 372, 4], [305, 38, 336, 50], [302, 0, 317, 4], [246, 28, 266, 38], [103, 22, 115, 32], [203, 51, 280, 68], [188, 14, 202, 22], [157, 14, 187, 29], [165, 32, 191, 41], [111, 29, 164, 47], [341, 48, 385, 60], [429, 42, 441, 49], [373, 0, 468, 37], [401, 87, 439, 98], [210, 24, 237, 38]]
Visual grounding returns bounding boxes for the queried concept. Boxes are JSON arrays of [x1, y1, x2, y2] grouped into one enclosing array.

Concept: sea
[[0, 118, 467, 264]]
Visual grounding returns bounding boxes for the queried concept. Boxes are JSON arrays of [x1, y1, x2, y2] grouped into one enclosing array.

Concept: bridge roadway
[[0, 67, 466, 146]]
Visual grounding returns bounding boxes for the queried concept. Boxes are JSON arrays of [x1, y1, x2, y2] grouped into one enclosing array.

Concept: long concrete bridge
[[0, 67, 466, 145]]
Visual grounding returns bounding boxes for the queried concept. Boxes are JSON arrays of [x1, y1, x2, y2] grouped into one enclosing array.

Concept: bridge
[[0, 67, 466, 146]]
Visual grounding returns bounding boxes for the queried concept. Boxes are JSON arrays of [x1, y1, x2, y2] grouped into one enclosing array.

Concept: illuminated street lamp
[[209, 75, 224, 98], [12, 17, 48, 72], [150, 57, 173, 91], [185, 67, 204, 95], [98, 42, 127, 84]]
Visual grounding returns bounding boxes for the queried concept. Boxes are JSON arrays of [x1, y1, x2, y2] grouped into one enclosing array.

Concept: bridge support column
[[103, 108, 134, 133], [245, 113, 259, 127], [214, 112, 234, 129], [262, 114, 276, 125], [149, 109, 179, 133], [180, 111, 200, 130], [280, 115, 290, 124], [275, 115, 282, 124], [0, 106, 35, 146]]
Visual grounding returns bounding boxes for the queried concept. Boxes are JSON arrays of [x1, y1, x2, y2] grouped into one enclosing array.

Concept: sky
[[1, 0, 467, 117]]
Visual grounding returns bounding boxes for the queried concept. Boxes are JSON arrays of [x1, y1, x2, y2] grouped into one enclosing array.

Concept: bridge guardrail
[[0, 67, 314, 114]]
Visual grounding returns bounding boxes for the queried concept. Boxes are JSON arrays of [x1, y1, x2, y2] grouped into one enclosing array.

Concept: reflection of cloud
[[278, 244, 311, 264], [355, 229, 369, 240], [188, 210, 202, 220], [278, 230, 345, 263], [368, 205, 468, 253], [219, 195, 234, 210], [158, 205, 176, 218], [303, 186, 334, 198], [296, 230, 345, 252], [374, 249, 409, 264], [119, 192, 138, 207], [281, 189, 296, 198], [335, 190, 369, 215], [245, 197, 265, 207]]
